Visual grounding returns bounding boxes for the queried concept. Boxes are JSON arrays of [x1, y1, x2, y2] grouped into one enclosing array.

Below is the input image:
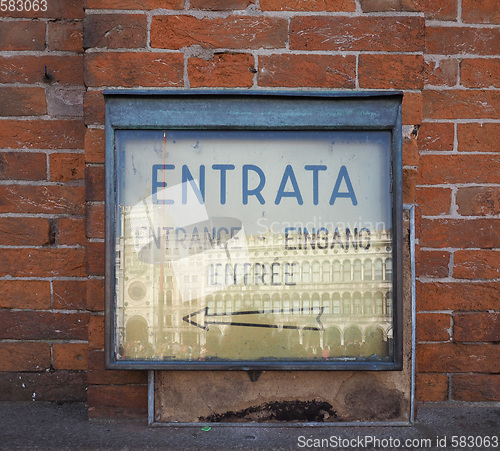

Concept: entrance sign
[[105, 91, 403, 370]]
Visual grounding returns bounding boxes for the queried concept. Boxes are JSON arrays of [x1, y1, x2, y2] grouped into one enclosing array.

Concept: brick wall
[[0, 0, 498, 416]]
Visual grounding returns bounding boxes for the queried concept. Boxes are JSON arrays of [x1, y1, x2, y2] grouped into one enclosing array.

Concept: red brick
[[402, 92, 423, 125], [87, 242, 105, 276], [457, 123, 500, 152], [454, 250, 500, 279], [48, 21, 83, 52], [416, 249, 450, 278], [454, 313, 499, 342], [89, 315, 105, 349], [86, 203, 105, 239], [0, 120, 85, 150], [88, 350, 148, 385], [191, 0, 253, 9], [0, 55, 83, 84], [151, 15, 287, 50], [84, 91, 105, 126], [85, 0, 184, 9], [83, 14, 147, 49], [451, 374, 500, 402], [461, 58, 500, 88], [0, 217, 50, 246], [259, 54, 356, 88], [87, 385, 148, 418], [84, 53, 184, 87], [416, 343, 499, 373], [417, 123, 454, 152], [53, 343, 88, 370], [53, 280, 87, 310], [54, 218, 86, 246], [416, 373, 448, 402], [416, 187, 452, 216], [0, 248, 86, 278], [0, 343, 50, 372], [189, 53, 254, 88], [0, 151, 47, 180], [403, 133, 419, 166], [359, 54, 423, 90], [457, 187, 500, 216], [360, 0, 422, 12], [424, 59, 458, 86], [417, 313, 451, 342], [0, 185, 84, 215], [0, 311, 89, 340], [403, 167, 417, 204], [0, 87, 46, 116], [424, 0, 457, 20], [261, 0, 355, 11], [462, 0, 500, 24], [87, 278, 105, 312], [0, 21, 45, 51], [420, 218, 500, 249], [417, 281, 500, 311], [85, 129, 105, 163], [419, 154, 500, 184], [0, 280, 51, 310], [424, 90, 499, 120], [290, 16, 424, 52], [86, 166, 105, 202], [426, 26, 500, 55], [4, 0, 83, 18], [49, 153, 85, 182]]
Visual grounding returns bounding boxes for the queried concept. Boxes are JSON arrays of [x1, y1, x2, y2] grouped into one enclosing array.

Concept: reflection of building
[[116, 206, 394, 361]]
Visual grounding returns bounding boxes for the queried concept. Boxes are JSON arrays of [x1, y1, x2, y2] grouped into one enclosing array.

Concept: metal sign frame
[[104, 90, 403, 371]]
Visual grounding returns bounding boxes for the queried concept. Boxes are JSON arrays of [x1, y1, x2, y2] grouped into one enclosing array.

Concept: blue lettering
[[242, 164, 266, 205], [212, 164, 235, 205], [275, 165, 303, 205], [152, 164, 175, 204], [182, 165, 205, 204], [305, 165, 327, 205], [329, 165, 358, 206]]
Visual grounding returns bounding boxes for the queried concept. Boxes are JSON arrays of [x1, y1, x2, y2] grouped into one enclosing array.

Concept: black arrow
[[183, 307, 324, 331]]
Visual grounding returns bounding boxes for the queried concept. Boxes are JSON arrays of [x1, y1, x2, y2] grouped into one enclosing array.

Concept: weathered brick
[[462, 0, 500, 24], [191, 0, 253, 9], [189, 53, 254, 88], [0, 87, 46, 116], [50, 153, 85, 182], [86, 203, 105, 239], [424, 0, 457, 20], [0, 185, 84, 214], [0, 311, 89, 340], [416, 187, 452, 216], [86, 278, 105, 312], [420, 218, 500, 249], [0, 248, 86, 277], [403, 133, 419, 166], [0, 152, 47, 180], [84, 91, 105, 126], [84, 53, 184, 87], [4, 0, 83, 18], [46, 86, 84, 118], [0, 20, 45, 51], [85, 129, 105, 163], [88, 315, 105, 350], [88, 350, 148, 385], [457, 187, 500, 216], [0, 55, 83, 84], [426, 26, 500, 55], [424, 90, 499, 120], [87, 242, 105, 276], [454, 250, 500, 279], [0, 217, 50, 246], [53, 280, 87, 310], [451, 374, 500, 402], [359, 54, 423, 89], [416, 249, 450, 278], [417, 123, 454, 151], [0, 343, 50, 372], [85, 166, 105, 202], [454, 313, 499, 342], [152, 15, 288, 50], [290, 16, 424, 52], [403, 167, 417, 204], [54, 218, 86, 246], [419, 154, 500, 184], [416, 373, 448, 402], [87, 385, 148, 418], [0, 120, 85, 149], [461, 58, 500, 88], [402, 92, 423, 125], [48, 20, 83, 52], [457, 123, 500, 152], [261, 0, 355, 11], [360, 0, 422, 12], [83, 14, 147, 49], [417, 313, 451, 342], [424, 59, 458, 86], [0, 280, 51, 310], [416, 343, 499, 373], [417, 281, 500, 311], [84, 0, 184, 9], [259, 54, 356, 88], [53, 343, 88, 370]]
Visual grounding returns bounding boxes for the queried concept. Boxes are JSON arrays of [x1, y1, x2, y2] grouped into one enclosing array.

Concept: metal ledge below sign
[[104, 91, 404, 371]]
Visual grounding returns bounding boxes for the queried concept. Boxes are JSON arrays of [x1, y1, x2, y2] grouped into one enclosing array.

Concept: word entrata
[[152, 164, 358, 206]]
